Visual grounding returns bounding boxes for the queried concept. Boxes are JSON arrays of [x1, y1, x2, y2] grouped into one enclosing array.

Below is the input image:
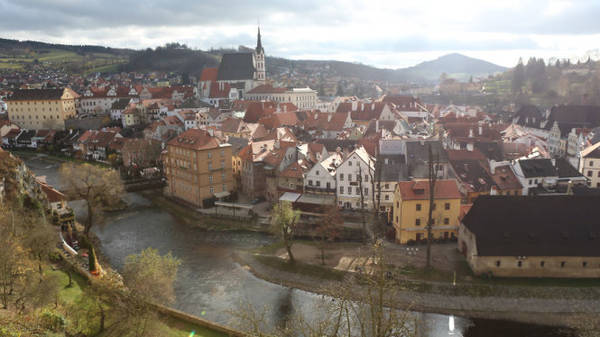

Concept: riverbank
[[233, 251, 599, 328], [140, 190, 269, 232]]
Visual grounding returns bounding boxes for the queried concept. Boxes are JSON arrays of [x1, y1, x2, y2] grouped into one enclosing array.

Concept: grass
[[254, 254, 346, 281], [159, 315, 229, 337], [43, 267, 87, 305]]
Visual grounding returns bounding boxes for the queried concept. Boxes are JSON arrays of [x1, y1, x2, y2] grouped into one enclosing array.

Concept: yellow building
[[6, 88, 78, 130], [392, 179, 462, 244], [164, 129, 233, 208]]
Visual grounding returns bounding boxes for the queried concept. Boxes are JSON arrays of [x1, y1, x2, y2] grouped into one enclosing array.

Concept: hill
[[0, 37, 506, 85], [0, 38, 131, 74], [399, 53, 507, 82]]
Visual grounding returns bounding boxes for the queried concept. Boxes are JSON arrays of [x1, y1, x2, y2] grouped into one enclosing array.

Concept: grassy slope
[[45, 267, 226, 337]]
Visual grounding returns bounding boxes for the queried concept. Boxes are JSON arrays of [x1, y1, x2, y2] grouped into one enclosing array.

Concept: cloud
[[0, 0, 596, 68]]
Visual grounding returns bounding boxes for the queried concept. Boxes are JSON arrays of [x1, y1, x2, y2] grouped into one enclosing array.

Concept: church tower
[[255, 27, 266, 81]]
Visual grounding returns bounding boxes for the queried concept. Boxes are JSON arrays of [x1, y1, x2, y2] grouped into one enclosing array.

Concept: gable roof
[[450, 159, 496, 193], [200, 67, 218, 82], [217, 53, 255, 81], [555, 157, 584, 178], [7, 88, 67, 101], [490, 165, 522, 191], [462, 195, 600, 257]]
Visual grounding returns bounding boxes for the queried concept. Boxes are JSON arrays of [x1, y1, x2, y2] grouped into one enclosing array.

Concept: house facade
[[392, 179, 461, 244]]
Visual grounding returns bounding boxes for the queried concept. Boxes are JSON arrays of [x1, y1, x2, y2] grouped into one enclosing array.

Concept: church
[[199, 27, 267, 103]]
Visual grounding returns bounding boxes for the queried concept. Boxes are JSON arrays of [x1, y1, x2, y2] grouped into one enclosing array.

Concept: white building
[[245, 85, 318, 110], [304, 152, 343, 195], [512, 158, 559, 195], [335, 146, 375, 209], [579, 142, 600, 188]]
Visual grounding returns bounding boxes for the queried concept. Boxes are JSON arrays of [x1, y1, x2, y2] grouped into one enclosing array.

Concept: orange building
[[164, 129, 233, 208]]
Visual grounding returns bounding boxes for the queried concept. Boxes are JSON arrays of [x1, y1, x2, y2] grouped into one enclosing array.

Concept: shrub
[[48, 249, 63, 262], [40, 309, 65, 332]]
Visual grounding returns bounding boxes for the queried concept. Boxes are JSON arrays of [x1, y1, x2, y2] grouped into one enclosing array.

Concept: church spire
[[256, 26, 264, 54]]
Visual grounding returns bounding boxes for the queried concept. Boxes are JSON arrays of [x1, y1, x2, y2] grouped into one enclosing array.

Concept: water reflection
[[21, 155, 571, 337]]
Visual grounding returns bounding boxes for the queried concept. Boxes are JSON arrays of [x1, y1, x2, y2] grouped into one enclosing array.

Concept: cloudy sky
[[1, 0, 599, 69]]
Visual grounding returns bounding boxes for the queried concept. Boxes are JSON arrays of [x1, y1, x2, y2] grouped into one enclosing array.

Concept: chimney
[[478, 121, 483, 136], [376, 120, 379, 132], [327, 114, 332, 122], [566, 180, 573, 195], [469, 128, 473, 138], [361, 103, 364, 111], [352, 101, 358, 110]]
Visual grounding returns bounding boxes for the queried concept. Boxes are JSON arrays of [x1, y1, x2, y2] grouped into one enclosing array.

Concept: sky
[[0, 0, 599, 69]]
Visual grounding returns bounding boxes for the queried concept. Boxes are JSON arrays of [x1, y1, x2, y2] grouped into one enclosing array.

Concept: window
[[534, 179, 538, 184], [207, 152, 212, 159], [339, 186, 344, 194], [415, 219, 421, 226], [326, 182, 331, 189], [209, 175, 213, 183], [561, 261, 566, 268], [221, 173, 225, 181], [348, 174, 352, 181], [445, 203, 450, 210], [348, 161, 352, 166], [316, 181, 321, 187], [340, 174, 344, 181], [222, 184, 227, 191], [540, 261, 545, 267], [221, 160, 225, 168], [221, 149, 225, 157], [316, 170, 320, 176], [517, 261, 522, 268], [210, 186, 214, 194], [416, 204, 421, 211], [208, 162, 212, 170], [364, 188, 368, 195], [309, 180, 313, 186], [583, 261, 587, 268], [444, 218, 449, 225], [385, 195, 389, 200], [365, 175, 369, 182], [495, 260, 501, 267], [588, 171, 593, 177], [590, 161, 594, 167], [432, 203, 436, 210], [529, 179, 533, 184], [355, 187, 360, 195]]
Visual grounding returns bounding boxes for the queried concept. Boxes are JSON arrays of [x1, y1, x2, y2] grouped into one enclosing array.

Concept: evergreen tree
[[512, 58, 525, 94]]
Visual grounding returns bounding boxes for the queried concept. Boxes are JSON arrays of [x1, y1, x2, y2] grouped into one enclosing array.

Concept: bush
[[48, 249, 63, 262], [40, 309, 65, 332], [78, 235, 91, 250]]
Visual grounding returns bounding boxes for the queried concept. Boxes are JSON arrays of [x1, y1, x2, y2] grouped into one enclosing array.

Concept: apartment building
[[6, 88, 78, 130]]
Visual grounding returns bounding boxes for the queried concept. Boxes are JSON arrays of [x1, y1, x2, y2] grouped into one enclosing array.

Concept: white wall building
[[304, 152, 342, 195], [335, 147, 375, 209]]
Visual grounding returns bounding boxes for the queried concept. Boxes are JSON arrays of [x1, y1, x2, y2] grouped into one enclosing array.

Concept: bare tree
[[426, 144, 439, 269], [59, 162, 124, 236], [314, 207, 343, 265], [231, 243, 417, 337]]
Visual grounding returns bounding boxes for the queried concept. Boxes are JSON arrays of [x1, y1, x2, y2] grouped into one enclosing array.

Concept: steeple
[[256, 26, 264, 54]]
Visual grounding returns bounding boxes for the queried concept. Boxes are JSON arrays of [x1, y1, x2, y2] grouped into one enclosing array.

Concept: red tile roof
[[200, 68, 218, 82], [247, 84, 287, 94], [167, 129, 221, 151], [397, 179, 461, 201]]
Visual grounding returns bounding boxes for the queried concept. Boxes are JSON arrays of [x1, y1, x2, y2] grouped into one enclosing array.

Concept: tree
[[314, 207, 343, 265], [59, 162, 124, 236], [232, 243, 416, 337], [425, 144, 439, 269], [122, 247, 181, 305], [106, 248, 181, 337], [270, 201, 300, 264], [512, 58, 525, 94]]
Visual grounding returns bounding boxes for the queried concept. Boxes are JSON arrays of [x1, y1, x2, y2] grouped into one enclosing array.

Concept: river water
[[23, 155, 572, 337]]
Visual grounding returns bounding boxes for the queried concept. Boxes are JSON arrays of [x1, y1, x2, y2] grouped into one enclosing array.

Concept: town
[[1, 23, 600, 337]]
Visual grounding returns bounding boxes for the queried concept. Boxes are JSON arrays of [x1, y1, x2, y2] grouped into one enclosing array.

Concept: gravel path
[[234, 252, 600, 327]]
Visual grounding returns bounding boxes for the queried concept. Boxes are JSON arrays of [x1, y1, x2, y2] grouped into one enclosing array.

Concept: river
[[23, 154, 572, 337]]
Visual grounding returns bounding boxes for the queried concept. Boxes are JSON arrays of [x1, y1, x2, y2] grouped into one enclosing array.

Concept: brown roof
[[167, 129, 221, 151], [247, 84, 287, 94], [200, 68, 218, 82], [279, 161, 304, 178], [221, 117, 245, 133], [490, 165, 523, 191], [38, 181, 65, 203], [336, 102, 387, 121], [7, 88, 76, 101], [446, 149, 486, 162], [397, 179, 461, 201]]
